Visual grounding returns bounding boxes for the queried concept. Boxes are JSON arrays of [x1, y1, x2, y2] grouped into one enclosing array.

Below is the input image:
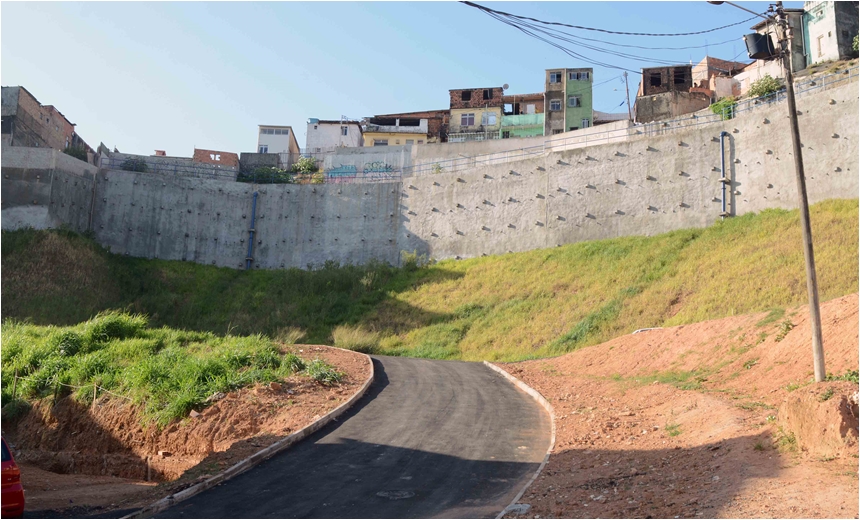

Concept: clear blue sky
[[1, 1, 801, 155]]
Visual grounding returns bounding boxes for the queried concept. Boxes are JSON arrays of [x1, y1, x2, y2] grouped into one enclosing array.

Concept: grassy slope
[[2, 199, 857, 362]]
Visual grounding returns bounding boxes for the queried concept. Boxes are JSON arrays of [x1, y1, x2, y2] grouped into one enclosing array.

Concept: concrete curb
[[482, 361, 556, 520], [124, 349, 375, 519]]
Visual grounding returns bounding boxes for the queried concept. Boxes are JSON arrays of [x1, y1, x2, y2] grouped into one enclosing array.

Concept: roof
[[642, 64, 693, 72], [448, 87, 502, 92], [502, 92, 544, 101], [593, 110, 628, 122], [373, 109, 449, 118], [315, 120, 363, 125], [258, 124, 293, 129]]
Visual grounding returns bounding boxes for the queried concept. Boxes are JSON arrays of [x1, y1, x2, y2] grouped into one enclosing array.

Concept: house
[[256, 125, 300, 155], [370, 109, 449, 143], [192, 148, 239, 169], [501, 92, 545, 138], [447, 87, 504, 142], [691, 56, 750, 100], [634, 65, 711, 122], [544, 68, 594, 135], [592, 110, 629, 126], [362, 116, 429, 146], [305, 118, 363, 152], [803, 1, 859, 65], [1, 85, 95, 162]]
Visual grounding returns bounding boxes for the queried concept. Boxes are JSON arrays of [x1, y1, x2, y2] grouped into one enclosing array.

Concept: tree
[[120, 157, 148, 173], [748, 74, 782, 98], [709, 96, 737, 120], [290, 156, 318, 174]]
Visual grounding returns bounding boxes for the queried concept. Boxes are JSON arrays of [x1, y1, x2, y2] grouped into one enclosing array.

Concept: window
[[314, 125, 318, 129], [461, 90, 472, 101], [549, 72, 562, 83], [395, 140, 400, 144], [481, 112, 497, 126], [650, 72, 662, 87], [406, 140, 414, 145], [373, 139, 388, 146], [568, 95, 581, 107], [552, 129, 563, 135], [550, 99, 562, 111], [569, 71, 590, 81], [502, 131, 511, 139], [526, 104, 536, 114], [817, 35, 824, 57], [341, 127, 348, 136], [315, 147, 321, 152], [569, 127, 578, 131], [483, 88, 492, 100], [673, 68, 687, 85], [210, 153, 221, 161], [581, 118, 591, 128], [460, 113, 475, 126], [417, 140, 424, 144]]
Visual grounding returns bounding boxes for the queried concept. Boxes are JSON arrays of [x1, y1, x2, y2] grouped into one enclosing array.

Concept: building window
[[481, 112, 497, 126], [568, 95, 581, 107], [417, 140, 424, 144], [341, 127, 348, 136], [210, 153, 221, 161], [549, 100, 562, 111], [569, 71, 590, 81], [673, 68, 687, 85], [650, 72, 662, 87], [461, 90, 472, 101], [581, 118, 591, 128], [483, 88, 492, 100], [526, 104, 536, 114], [552, 129, 563, 135], [315, 147, 321, 152], [817, 35, 824, 57], [502, 131, 511, 139], [406, 140, 414, 145], [373, 139, 388, 146], [395, 140, 400, 144], [549, 72, 562, 83], [461, 113, 475, 126], [569, 127, 578, 131]]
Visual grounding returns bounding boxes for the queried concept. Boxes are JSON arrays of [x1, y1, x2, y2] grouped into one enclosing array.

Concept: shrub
[[237, 166, 291, 184], [283, 353, 306, 373], [401, 250, 432, 271], [710, 96, 737, 120], [290, 157, 318, 174], [748, 74, 782, 99], [120, 158, 148, 173], [63, 146, 88, 162], [304, 359, 344, 386], [85, 312, 148, 345]]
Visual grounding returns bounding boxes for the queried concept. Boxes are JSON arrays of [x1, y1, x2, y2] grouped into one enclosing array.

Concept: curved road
[[157, 356, 551, 518]]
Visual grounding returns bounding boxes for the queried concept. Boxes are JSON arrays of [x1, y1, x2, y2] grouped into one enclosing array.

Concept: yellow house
[[362, 116, 429, 146], [448, 107, 503, 141]]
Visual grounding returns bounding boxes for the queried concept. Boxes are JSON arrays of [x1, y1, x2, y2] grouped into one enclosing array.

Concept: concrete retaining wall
[[1, 146, 96, 231], [3, 80, 857, 269], [91, 171, 403, 269]]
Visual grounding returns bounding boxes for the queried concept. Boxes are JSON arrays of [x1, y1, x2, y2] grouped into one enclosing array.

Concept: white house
[[305, 118, 363, 152], [257, 125, 299, 155]]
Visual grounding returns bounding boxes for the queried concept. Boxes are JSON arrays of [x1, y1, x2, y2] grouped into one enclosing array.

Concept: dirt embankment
[[4, 345, 370, 515], [499, 294, 859, 519]]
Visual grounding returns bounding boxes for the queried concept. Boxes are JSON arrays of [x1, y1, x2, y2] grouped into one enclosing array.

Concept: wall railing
[[100, 156, 237, 179]]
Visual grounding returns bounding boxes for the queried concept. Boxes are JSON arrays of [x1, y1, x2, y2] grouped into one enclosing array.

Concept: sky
[[1, 1, 802, 156]]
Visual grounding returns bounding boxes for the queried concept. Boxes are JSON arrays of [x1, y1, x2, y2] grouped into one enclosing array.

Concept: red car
[[1, 437, 25, 518]]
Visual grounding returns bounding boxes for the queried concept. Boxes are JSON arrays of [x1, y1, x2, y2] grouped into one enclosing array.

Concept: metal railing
[[100, 156, 237, 180]]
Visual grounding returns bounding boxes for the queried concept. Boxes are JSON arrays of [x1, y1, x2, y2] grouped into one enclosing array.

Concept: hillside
[[1, 198, 857, 362]]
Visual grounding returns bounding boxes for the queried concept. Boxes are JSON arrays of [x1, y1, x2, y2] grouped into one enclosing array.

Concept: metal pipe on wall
[[719, 131, 730, 220], [245, 191, 258, 270]]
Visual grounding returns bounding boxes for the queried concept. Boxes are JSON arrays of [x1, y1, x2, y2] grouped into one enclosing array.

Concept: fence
[[100, 156, 237, 180], [400, 65, 859, 178]]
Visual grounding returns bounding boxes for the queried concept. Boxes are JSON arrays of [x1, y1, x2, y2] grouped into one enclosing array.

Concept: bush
[[85, 311, 148, 345], [400, 250, 432, 271], [710, 96, 737, 120], [120, 158, 148, 173], [237, 166, 292, 184], [304, 359, 344, 386], [748, 74, 782, 98], [63, 146, 88, 162], [290, 157, 318, 174]]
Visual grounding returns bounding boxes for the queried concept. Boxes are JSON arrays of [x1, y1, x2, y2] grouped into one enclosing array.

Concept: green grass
[[0, 312, 319, 427], [2, 199, 857, 363], [665, 423, 682, 437]]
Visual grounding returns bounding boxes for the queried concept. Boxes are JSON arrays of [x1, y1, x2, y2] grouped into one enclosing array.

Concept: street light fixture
[[708, 0, 826, 382]]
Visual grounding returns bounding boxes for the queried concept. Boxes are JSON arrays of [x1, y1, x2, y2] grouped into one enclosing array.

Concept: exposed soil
[[497, 294, 859, 519], [3, 345, 370, 517]]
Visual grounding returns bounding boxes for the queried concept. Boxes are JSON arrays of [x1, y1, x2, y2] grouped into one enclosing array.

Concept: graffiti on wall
[[325, 161, 399, 183]]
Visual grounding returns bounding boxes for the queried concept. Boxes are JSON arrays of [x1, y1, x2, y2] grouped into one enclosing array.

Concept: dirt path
[[497, 294, 859, 519], [7, 345, 371, 517]]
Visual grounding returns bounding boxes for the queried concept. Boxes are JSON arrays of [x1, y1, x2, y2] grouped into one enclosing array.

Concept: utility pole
[[774, 1, 825, 382], [623, 71, 633, 121]]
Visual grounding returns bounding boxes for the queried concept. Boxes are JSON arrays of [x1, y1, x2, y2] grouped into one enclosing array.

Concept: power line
[[529, 23, 743, 51], [461, 2, 763, 37]]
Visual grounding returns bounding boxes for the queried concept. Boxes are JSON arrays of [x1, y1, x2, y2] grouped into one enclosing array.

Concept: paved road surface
[[157, 356, 551, 518]]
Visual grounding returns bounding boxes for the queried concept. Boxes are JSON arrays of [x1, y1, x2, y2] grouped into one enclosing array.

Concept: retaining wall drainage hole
[[376, 490, 416, 500]]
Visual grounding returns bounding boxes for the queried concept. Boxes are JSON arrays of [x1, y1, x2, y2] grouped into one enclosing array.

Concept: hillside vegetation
[[2, 199, 857, 362]]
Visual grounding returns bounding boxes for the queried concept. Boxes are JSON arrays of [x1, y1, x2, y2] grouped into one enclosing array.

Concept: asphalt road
[[156, 356, 551, 519]]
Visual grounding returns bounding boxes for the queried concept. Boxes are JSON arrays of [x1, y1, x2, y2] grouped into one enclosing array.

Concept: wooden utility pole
[[623, 71, 633, 121], [775, 1, 825, 382]]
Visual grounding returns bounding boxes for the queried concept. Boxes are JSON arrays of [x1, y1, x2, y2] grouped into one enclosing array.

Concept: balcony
[[364, 117, 428, 134]]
